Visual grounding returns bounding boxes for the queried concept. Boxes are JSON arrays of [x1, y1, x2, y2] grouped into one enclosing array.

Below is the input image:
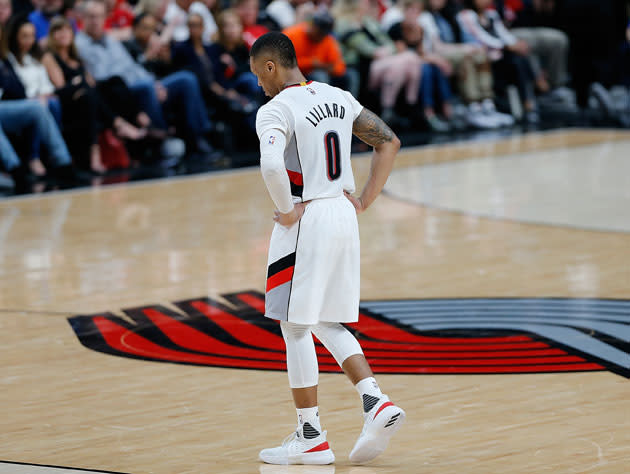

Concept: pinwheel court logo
[[67, 292, 630, 378]]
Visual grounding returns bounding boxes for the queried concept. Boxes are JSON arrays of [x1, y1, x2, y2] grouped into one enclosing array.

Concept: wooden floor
[[0, 129, 628, 474]]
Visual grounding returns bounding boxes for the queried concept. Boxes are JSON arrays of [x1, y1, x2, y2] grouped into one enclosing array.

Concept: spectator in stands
[[234, 0, 268, 49], [1, 14, 64, 158], [457, 0, 538, 121], [560, 0, 626, 110], [163, 0, 216, 44], [76, 0, 215, 155], [379, 0, 408, 32], [171, 13, 216, 104], [621, 20, 630, 89], [388, 0, 453, 131], [496, 0, 569, 93], [0, 59, 73, 188], [283, 10, 347, 88], [334, 0, 422, 124], [135, 0, 169, 20], [28, 0, 68, 45], [45, 16, 146, 172], [266, 0, 313, 30], [172, 12, 258, 130], [104, 0, 134, 40], [123, 12, 172, 77], [207, 9, 260, 127], [422, 0, 513, 128], [0, 0, 12, 25]]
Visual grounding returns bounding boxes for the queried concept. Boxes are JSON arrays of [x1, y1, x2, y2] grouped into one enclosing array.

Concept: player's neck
[[281, 70, 308, 91]]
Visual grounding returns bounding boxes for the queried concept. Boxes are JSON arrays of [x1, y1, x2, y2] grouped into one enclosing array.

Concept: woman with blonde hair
[[334, 0, 423, 124], [43, 16, 145, 172]]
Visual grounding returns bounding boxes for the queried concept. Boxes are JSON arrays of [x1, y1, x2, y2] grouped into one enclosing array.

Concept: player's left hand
[[274, 202, 309, 226], [344, 191, 365, 214]]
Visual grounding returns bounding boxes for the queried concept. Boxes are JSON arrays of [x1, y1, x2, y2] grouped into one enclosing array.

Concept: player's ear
[[265, 60, 275, 73]]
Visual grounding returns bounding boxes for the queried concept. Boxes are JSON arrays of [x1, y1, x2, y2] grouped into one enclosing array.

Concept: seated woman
[[172, 11, 259, 131], [43, 16, 145, 173], [207, 10, 262, 115], [1, 14, 62, 176], [0, 64, 73, 192], [422, 0, 513, 128], [457, 0, 538, 122], [334, 0, 422, 125], [387, 0, 453, 132]]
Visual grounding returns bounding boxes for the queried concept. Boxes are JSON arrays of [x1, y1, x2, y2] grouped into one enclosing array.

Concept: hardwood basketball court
[[1, 129, 628, 473]]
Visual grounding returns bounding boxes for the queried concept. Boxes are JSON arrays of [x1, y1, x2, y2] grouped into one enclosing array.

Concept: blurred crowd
[[1, 0, 629, 193]]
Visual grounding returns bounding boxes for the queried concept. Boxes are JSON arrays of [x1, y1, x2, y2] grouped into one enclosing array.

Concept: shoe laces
[[282, 430, 298, 447]]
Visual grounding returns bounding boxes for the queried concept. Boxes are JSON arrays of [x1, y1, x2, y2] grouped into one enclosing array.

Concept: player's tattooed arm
[[352, 108, 396, 146], [347, 108, 401, 214]]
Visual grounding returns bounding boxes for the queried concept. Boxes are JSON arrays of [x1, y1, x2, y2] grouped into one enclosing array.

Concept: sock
[[296, 406, 321, 438], [355, 377, 384, 413]]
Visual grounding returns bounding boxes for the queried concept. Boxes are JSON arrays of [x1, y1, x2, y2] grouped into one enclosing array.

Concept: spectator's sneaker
[[589, 83, 614, 117], [547, 86, 576, 105], [481, 99, 515, 126], [524, 109, 540, 124], [160, 138, 186, 166], [259, 424, 334, 465], [426, 114, 451, 132], [466, 103, 500, 129], [349, 395, 406, 464]]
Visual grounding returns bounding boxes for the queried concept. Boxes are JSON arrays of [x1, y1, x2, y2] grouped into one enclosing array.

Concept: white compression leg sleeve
[[280, 321, 319, 388], [311, 322, 364, 367]]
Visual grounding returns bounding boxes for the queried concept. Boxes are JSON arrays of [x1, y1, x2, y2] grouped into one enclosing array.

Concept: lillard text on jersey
[[305, 102, 346, 127]]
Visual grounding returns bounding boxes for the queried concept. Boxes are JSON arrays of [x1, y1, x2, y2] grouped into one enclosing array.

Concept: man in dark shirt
[[123, 13, 173, 78], [77, 0, 216, 155]]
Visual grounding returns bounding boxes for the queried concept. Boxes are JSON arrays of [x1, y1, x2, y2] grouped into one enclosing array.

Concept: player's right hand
[[273, 202, 309, 226]]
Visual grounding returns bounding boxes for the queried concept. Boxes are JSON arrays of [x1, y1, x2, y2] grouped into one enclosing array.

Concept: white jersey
[[255, 80, 362, 204], [256, 81, 364, 324]]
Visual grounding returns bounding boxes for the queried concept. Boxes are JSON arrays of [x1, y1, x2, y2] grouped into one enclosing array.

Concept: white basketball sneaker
[[349, 395, 406, 464], [259, 422, 335, 465]]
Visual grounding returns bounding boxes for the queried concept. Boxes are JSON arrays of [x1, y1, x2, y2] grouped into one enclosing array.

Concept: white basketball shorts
[[264, 195, 360, 325]]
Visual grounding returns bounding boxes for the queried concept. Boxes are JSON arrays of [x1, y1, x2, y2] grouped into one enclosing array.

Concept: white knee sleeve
[[280, 321, 319, 389], [311, 322, 364, 367]]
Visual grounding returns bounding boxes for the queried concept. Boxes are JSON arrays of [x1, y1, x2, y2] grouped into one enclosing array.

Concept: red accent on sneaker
[[305, 442, 330, 453], [373, 401, 395, 420]]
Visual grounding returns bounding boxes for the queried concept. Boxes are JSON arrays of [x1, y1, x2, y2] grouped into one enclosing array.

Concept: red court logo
[[67, 292, 629, 378]]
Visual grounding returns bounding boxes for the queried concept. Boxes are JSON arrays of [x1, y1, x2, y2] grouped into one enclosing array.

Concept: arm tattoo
[[352, 108, 395, 146]]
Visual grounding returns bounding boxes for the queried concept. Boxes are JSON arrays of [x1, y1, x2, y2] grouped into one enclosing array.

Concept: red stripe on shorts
[[266, 266, 294, 292]]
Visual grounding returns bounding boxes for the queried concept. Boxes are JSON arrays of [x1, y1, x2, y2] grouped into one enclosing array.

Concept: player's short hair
[[250, 32, 298, 69]]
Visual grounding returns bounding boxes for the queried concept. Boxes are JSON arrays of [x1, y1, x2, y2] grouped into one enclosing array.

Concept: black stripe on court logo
[[67, 293, 629, 378], [267, 252, 296, 279]]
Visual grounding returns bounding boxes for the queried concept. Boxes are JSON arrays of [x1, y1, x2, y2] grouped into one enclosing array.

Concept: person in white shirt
[[3, 15, 62, 177], [458, 0, 538, 122], [421, 0, 513, 127], [250, 31, 405, 466], [265, 0, 313, 30], [163, 0, 217, 43], [5, 22, 55, 99]]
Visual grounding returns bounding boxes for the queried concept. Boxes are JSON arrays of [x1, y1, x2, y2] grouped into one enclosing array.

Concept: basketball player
[[250, 32, 405, 465]]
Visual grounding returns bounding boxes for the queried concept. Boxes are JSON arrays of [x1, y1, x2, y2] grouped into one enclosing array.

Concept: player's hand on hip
[[344, 191, 365, 214], [274, 202, 309, 226]]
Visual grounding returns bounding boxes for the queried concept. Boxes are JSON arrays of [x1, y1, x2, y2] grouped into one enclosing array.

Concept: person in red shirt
[[283, 10, 347, 88], [234, 0, 269, 50], [104, 0, 134, 40]]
